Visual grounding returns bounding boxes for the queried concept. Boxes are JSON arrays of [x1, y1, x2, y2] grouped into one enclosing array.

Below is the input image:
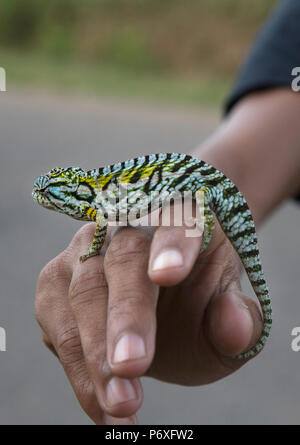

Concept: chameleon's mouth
[[33, 175, 51, 206], [32, 188, 55, 210], [32, 176, 60, 211]]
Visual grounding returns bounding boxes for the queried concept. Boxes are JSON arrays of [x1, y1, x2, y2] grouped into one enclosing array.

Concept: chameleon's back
[[89, 153, 206, 194]]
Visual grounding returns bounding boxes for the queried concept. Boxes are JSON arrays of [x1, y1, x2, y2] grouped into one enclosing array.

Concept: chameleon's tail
[[236, 252, 272, 359], [210, 182, 272, 359]]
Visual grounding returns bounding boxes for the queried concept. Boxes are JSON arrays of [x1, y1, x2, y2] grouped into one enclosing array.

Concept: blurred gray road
[[0, 90, 300, 425]]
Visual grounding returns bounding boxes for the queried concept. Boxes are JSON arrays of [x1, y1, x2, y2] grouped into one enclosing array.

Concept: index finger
[[69, 224, 143, 419]]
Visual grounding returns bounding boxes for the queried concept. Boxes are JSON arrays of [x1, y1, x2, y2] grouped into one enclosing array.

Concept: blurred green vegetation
[[0, 0, 278, 106]]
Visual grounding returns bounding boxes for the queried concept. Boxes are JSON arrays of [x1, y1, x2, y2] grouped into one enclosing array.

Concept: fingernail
[[152, 249, 183, 271], [239, 301, 249, 311], [105, 414, 137, 425], [230, 292, 250, 312], [113, 333, 146, 364], [106, 377, 137, 407]]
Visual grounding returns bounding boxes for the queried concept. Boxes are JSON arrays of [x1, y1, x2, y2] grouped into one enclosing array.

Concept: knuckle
[[37, 254, 69, 288], [42, 333, 52, 349], [76, 380, 97, 414], [35, 302, 47, 330], [35, 286, 51, 324], [35, 255, 69, 318], [34, 297, 44, 324], [56, 326, 82, 365], [71, 223, 97, 246], [109, 293, 146, 318], [41, 332, 58, 356], [35, 283, 54, 319], [69, 269, 107, 305], [105, 230, 149, 269]]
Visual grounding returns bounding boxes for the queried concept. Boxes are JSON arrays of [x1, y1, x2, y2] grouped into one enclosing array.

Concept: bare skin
[[35, 89, 300, 424]]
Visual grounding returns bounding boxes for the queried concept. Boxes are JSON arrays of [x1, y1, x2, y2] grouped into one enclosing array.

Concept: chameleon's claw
[[79, 251, 100, 263]]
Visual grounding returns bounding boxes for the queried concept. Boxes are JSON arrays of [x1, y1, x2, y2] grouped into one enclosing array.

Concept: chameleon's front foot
[[79, 251, 100, 263], [79, 220, 108, 263]]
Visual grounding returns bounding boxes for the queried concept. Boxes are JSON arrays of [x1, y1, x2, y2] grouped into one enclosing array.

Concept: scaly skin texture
[[32, 153, 272, 359]]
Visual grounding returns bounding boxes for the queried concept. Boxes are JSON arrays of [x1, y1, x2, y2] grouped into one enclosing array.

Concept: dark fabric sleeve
[[225, 0, 300, 114], [224, 0, 300, 201]]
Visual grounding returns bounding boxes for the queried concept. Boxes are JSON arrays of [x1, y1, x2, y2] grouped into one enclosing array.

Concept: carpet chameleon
[[32, 152, 272, 359]]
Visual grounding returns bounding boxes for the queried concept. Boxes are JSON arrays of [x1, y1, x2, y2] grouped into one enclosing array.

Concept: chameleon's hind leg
[[194, 189, 215, 254], [79, 211, 108, 262]]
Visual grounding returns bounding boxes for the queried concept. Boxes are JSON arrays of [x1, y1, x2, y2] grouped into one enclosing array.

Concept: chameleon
[[32, 152, 272, 359]]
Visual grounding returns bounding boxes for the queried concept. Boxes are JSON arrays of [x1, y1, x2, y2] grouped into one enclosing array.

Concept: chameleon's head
[[32, 167, 95, 220]]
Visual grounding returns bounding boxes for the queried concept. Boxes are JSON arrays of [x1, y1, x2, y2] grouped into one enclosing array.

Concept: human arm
[[196, 88, 300, 225]]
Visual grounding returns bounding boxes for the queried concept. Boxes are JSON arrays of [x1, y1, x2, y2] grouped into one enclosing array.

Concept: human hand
[[35, 206, 263, 424]]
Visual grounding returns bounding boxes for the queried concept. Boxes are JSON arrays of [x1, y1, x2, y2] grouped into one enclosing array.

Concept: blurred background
[[0, 0, 277, 106], [1, 0, 300, 425]]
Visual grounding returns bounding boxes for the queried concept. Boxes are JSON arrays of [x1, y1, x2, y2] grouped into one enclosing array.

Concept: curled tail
[[208, 179, 272, 359]]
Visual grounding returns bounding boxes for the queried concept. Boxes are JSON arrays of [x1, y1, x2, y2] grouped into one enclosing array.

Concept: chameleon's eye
[[49, 168, 62, 177], [77, 185, 93, 200]]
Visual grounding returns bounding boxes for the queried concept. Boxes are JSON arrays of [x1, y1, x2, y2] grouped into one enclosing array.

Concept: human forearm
[[193, 88, 300, 225]]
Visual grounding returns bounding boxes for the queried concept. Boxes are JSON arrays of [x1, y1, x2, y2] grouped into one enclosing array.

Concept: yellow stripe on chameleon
[[140, 166, 157, 179], [86, 208, 97, 221], [81, 175, 113, 188], [119, 170, 138, 183], [120, 166, 156, 184]]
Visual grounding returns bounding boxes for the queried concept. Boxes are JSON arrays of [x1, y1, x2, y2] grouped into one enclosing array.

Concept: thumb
[[206, 289, 264, 359]]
